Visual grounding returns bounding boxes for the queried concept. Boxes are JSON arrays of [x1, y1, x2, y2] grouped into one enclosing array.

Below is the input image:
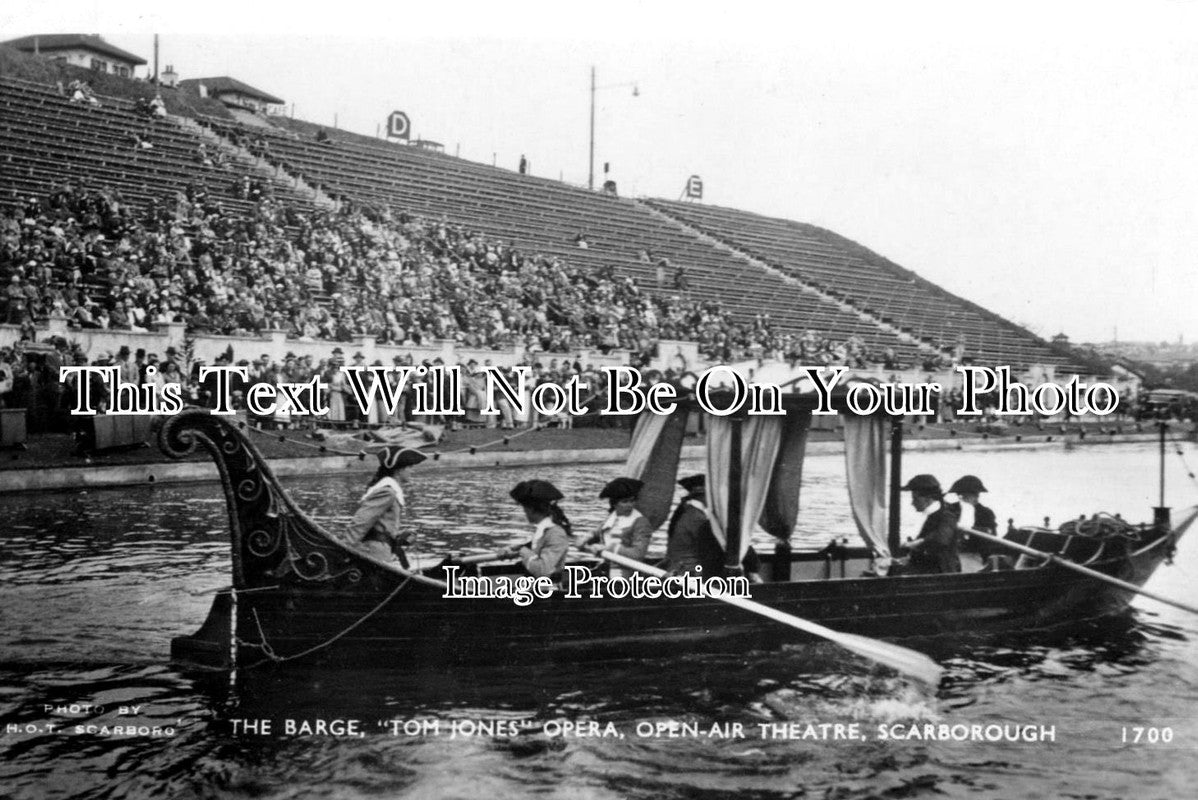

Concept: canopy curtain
[[624, 409, 690, 529], [706, 415, 803, 563], [758, 409, 812, 540], [842, 413, 890, 557]]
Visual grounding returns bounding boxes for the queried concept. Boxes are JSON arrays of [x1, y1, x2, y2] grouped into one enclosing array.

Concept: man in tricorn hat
[[898, 474, 961, 574], [346, 445, 427, 566], [507, 479, 572, 579], [947, 475, 996, 534], [948, 474, 999, 565], [583, 477, 653, 577], [662, 474, 724, 577]]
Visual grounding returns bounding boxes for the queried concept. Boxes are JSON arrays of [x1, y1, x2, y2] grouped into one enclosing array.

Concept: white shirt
[[599, 508, 644, 551], [955, 499, 976, 531], [360, 475, 405, 506], [530, 516, 554, 551]]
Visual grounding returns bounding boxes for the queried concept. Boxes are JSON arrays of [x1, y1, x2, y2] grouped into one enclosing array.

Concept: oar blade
[[833, 631, 944, 687], [718, 592, 943, 686]]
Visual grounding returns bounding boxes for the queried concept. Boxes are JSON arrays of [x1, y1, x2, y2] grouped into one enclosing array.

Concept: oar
[[457, 542, 604, 567], [961, 526, 1198, 616], [456, 551, 514, 565], [599, 550, 944, 686], [453, 538, 537, 565]]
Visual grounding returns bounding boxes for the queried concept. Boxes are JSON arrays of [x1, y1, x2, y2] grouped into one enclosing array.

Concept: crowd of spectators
[[0, 182, 911, 370], [0, 338, 631, 435], [2, 334, 1147, 443]]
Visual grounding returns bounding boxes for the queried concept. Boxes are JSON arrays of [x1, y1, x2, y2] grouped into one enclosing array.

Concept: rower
[[896, 474, 962, 575], [661, 474, 724, 577], [346, 445, 427, 566], [948, 474, 999, 569], [582, 477, 653, 578], [506, 479, 572, 580], [948, 474, 997, 534]]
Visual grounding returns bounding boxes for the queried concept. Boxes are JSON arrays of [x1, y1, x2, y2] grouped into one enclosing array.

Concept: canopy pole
[[1155, 422, 1170, 528], [888, 416, 903, 554], [724, 417, 744, 575]]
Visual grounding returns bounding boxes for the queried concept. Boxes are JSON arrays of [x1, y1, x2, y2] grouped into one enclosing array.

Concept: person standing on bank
[[583, 477, 653, 578], [508, 480, 572, 580], [898, 474, 961, 574], [663, 474, 725, 577], [346, 445, 427, 567]]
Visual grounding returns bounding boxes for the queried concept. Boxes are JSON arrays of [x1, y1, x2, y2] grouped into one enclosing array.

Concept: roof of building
[[1, 34, 147, 65], [178, 76, 284, 105]]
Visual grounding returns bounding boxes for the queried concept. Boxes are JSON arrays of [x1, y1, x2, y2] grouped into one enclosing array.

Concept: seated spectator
[[5, 276, 27, 324], [68, 80, 101, 107]]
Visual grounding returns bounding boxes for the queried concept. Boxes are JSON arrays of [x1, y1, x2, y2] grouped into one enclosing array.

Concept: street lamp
[[589, 66, 639, 190]]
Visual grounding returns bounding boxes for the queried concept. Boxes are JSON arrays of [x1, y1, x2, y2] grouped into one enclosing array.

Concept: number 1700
[[1121, 726, 1173, 744]]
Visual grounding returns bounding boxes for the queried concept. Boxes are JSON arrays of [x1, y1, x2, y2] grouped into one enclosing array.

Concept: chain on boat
[[234, 575, 414, 670]]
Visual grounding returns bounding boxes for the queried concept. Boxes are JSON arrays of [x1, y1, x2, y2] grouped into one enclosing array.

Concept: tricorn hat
[[948, 475, 987, 495], [901, 474, 943, 496], [377, 446, 426, 471], [678, 474, 706, 492], [510, 479, 564, 505], [599, 477, 644, 501]]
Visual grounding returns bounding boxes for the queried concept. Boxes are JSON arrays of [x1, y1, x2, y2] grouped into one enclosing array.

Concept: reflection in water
[[1, 441, 1197, 798]]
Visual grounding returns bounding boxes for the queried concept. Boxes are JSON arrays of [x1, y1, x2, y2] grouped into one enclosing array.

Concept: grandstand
[[210, 114, 929, 358], [0, 41, 1084, 374], [0, 75, 309, 213], [646, 199, 1073, 370]]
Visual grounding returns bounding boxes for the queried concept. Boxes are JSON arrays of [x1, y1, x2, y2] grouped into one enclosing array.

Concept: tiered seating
[[647, 199, 1075, 371], [0, 66, 1079, 372], [219, 115, 920, 359], [0, 77, 309, 215]]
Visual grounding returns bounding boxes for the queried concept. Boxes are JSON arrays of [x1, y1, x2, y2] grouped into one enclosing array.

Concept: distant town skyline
[[5, 0, 1196, 346]]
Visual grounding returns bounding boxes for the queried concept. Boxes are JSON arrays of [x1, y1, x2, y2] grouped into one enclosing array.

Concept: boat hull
[[157, 409, 1190, 672], [172, 531, 1180, 670]]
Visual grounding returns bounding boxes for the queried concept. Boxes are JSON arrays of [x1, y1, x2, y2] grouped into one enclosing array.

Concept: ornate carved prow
[[159, 410, 370, 590]]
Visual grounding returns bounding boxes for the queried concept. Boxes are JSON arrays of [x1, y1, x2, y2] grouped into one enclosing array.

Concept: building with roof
[[178, 77, 284, 113], [1, 34, 146, 78]]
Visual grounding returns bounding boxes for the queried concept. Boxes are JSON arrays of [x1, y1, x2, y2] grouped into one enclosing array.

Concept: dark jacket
[[664, 499, 724, 576], [952, 501, 998, 556], [908, 503, 961, 574]]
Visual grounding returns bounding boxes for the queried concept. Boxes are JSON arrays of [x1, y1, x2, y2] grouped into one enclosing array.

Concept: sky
[[4, 0, 1197, 345]]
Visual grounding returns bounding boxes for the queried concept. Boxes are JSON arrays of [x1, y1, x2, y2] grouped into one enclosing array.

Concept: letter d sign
[[387, 111, 410, 140]]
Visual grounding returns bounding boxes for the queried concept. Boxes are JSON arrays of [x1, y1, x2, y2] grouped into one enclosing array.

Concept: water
[[2, 441, 1198, 799]]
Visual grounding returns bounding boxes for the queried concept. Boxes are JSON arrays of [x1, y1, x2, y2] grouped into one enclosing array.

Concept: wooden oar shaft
[[962, 528, 1198, 616], [457, 538, 538, 565], [600, 550, 943, 686], [457, 552, 511, 565], [601, 554, 884, 643]]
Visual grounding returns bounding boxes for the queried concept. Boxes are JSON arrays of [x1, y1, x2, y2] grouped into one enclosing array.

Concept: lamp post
[[588, 66, 639, 190]]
